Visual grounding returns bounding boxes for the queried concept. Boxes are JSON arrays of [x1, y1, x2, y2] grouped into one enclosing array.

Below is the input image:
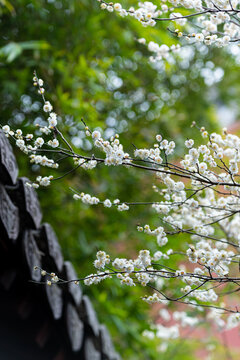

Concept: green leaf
[[0, 0, 15, 14], [0, 41, 50, 62]]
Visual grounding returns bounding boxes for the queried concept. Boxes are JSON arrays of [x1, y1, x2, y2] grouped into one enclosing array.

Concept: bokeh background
[[1, 0, 240, 358]]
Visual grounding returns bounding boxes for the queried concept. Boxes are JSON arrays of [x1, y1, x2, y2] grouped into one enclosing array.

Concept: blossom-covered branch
[[3, 73, 240, 343], [97, 0, 240, 61]]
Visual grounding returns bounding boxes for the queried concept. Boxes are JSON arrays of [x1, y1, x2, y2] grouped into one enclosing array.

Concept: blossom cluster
[[97, 0, 240, 61], [68, 125, 240, 332], [1, 74, 60, 188], [143, 308, 199, 344], [90, 130, 131, 166], [73, 191, 130, 211]]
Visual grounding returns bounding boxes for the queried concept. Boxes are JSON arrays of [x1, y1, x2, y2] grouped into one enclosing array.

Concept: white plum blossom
[[48, 139, 59, 148], [43, 101, 53, 112], [35, 137, 44, 147], [16, 139, 25, 149], [92, 130, 101, 140], [185, 139, 194, 148], [104, 199, 112, 207], [2, 125, 10, 134], [48, 112, 57, 127]]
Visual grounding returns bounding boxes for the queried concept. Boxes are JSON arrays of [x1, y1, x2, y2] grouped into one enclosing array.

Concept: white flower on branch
[[43, 101, 53, 113]]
